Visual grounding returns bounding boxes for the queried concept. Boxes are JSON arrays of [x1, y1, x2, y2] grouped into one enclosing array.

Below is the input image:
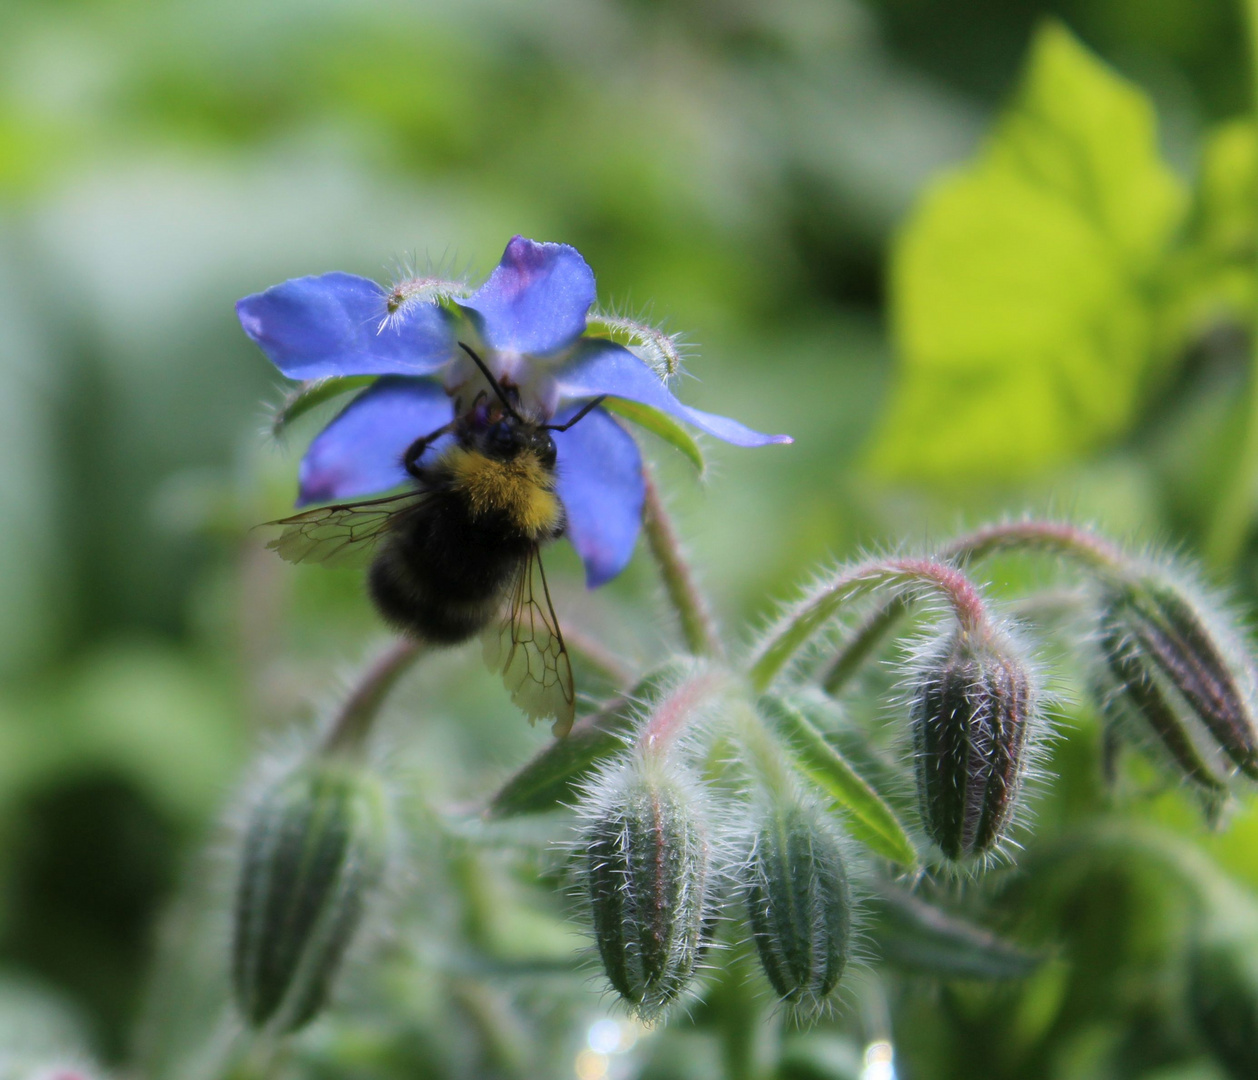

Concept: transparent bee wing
[[483, 546, 576, 737], [261, 490, 427, 568]]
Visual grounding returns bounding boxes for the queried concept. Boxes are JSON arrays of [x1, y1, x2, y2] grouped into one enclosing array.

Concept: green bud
[[911, 630, 1034, 861], [744, 798, 852, 1013], [581, 754, 711, 1021], [232, 760, 388, 1033], [1189, 923, 1258, 1079], [1099, 575, 1258, 789]]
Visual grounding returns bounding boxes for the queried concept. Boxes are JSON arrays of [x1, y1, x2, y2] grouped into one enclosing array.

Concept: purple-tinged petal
[[297, 377, 454, 506], [555, 340, 793, 447], [460, 237, 596, 356], [238, 272, 456, 380], [553, 406, 645, 588]]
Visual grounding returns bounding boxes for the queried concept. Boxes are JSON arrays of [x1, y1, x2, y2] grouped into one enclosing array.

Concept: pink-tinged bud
[[911, 630, 1036, 862], [1098, 574, 1258, 790], [579, 753, 712, 1021], [232, 761, 388, 1033]]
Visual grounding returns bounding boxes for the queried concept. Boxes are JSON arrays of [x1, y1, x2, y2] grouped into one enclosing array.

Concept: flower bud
[[1098, 574, 1258, 788], [911, 630, 1035, 861], [580, 754, 711, 1021], [232, 760, 388, 1033], [744, 798, 852, 1013], [1189, 924, 1258, 1079]]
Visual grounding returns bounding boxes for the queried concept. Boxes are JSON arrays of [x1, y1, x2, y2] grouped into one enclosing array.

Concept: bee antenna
[[543, 395, 608, 432], [459, 343, 524, 422]]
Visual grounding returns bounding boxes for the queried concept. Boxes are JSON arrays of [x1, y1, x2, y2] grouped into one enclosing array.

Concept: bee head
[[482, 418, 557, 469]]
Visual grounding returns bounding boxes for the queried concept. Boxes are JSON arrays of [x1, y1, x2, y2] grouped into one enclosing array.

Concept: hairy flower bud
[[232, 760, 388, 1033], [1098, 574, 1258, 789], [744, 798, 852, 1013], [911, 630, 1035, 861], [580, 754, 711, 1021]]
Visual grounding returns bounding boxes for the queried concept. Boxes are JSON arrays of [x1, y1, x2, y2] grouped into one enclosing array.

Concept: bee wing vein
[[262, 490, 426, 567], [485, 546, 575, 735]]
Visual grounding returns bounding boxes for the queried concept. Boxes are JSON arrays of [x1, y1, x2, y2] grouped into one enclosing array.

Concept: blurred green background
[[2, 0, 1258, 1077]]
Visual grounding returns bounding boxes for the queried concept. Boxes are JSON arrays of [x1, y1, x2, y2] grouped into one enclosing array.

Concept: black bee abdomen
[[368, 489, 531, 645]]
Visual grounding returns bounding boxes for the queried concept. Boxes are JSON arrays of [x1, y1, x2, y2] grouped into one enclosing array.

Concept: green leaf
[[759, 691, 918, 867], [870, 21, 1187, 482], [1198, 121, 1258, 259], [487, 660, 691, 818], [271, 376, 377, 436], [869, 882, 1043, 980], [601, 397, 705, 474], [1164, 120, 1258, 337]]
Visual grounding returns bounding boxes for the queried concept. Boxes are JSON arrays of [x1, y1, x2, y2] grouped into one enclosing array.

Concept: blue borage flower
[[237, 236, 791, 587]]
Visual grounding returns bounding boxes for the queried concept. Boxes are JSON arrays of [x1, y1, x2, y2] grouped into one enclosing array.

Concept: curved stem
[[1206, 0, 1258, 568], [637, 667, 727, 754], [750, 557, 991, 694], [559, 625, 635, 689], [821, 593, 909, 696], [732, 697, 797, 800], [944, 519, 1123, 569], [322, 638, 425, 755], [641, 469, 725, 660], [818, 521, 1122, 698]]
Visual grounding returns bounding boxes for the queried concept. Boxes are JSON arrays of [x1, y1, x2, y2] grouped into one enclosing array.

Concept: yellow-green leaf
[[271, 376, 376, 437], [602, 397, 705, 474], [870, 21, 1187, 482], [760, 691, 918, 867]]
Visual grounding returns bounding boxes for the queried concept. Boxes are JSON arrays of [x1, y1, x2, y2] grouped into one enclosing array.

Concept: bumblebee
[[264, 345, 606, 736]]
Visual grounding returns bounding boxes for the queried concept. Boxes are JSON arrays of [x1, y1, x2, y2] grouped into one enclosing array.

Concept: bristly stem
[[638, 668, 727, 754], [642, 469, 725, 660], [750, 557, 992, 694], [322, 638, 425, 755], [559, 626, 635, 689], [821, 593, 909, 696], [945, 519, 1123, 569], [818, 520, 1123, 698], [1206, 0, 1258, 568]]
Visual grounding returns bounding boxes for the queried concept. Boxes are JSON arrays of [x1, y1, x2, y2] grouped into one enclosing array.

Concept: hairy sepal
[[910, 626, 1039, 863], [576, 750, 713, 1021], [270, 375, 377, 437], [232, 760, 388, 1033], [742, 795, 854, 1017], [1097, 565, 1258, 792]]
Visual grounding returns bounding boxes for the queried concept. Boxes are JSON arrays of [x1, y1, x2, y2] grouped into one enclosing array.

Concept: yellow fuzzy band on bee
[[446, 447, 563, 538]]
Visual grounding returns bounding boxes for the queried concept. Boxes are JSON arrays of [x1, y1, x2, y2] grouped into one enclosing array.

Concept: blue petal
[[238, 272, 456, 380], [553, 405, 644, 587], [459, 236, 596, 355], [555, 340, 793, 447], [297, 377, 454, 505]]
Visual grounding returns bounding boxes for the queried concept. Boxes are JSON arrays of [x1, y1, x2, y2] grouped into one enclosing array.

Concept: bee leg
[[403, 421, 457, 479]]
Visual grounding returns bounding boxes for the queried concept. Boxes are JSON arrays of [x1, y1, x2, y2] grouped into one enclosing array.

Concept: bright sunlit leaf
[[870, 22, 1187, 481]]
